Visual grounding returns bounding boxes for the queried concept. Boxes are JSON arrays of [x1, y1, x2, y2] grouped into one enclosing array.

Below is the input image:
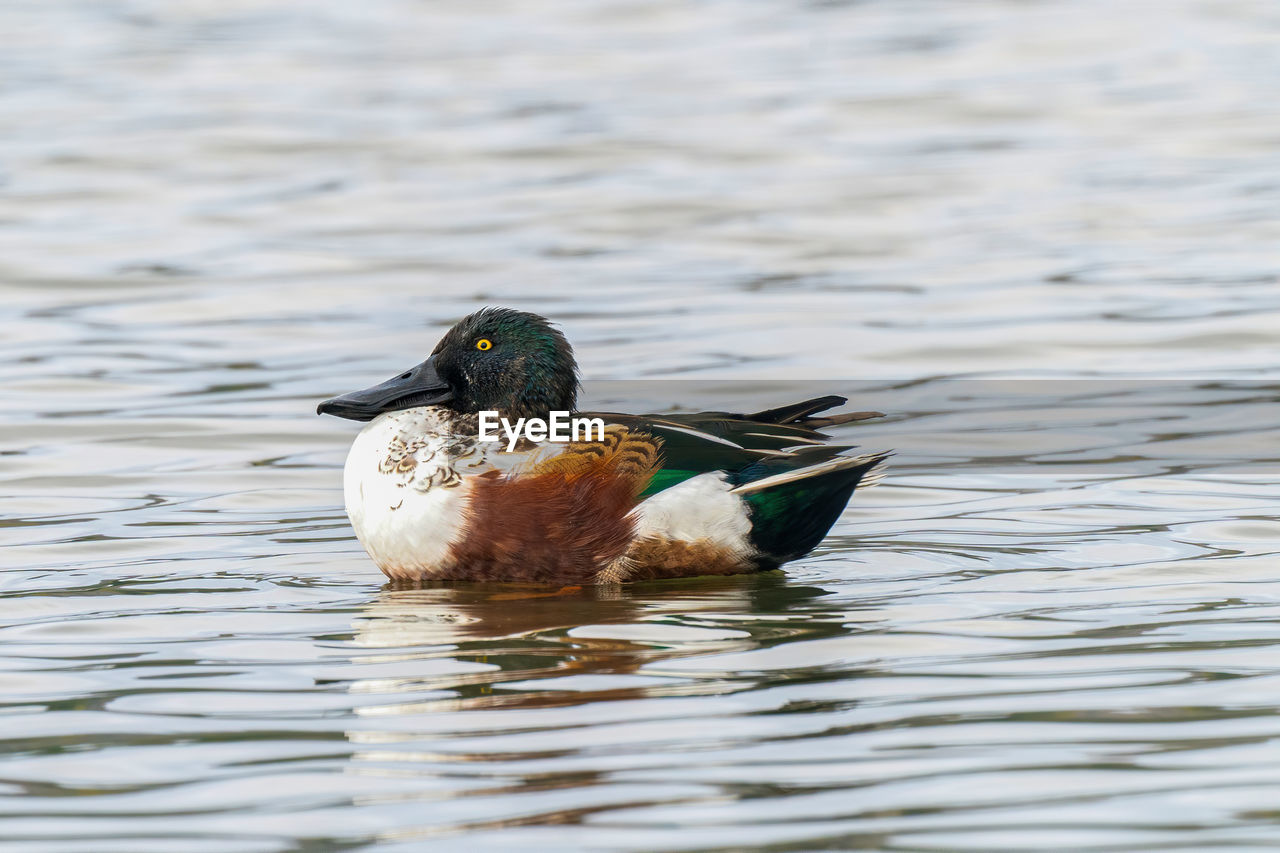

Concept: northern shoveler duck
[[318, 308, 889, 584]]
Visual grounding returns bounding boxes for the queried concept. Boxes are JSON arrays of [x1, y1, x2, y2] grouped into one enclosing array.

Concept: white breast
[[342, 408, 489, 579]]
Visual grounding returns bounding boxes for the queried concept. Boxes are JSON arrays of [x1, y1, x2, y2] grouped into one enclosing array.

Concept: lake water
[[3, 1, 1279, 850]]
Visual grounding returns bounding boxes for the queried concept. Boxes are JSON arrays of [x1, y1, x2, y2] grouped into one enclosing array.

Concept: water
[[2, 0, 1279, 849]]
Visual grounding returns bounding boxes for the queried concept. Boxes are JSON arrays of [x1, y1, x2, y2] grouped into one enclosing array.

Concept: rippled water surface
[[3, 1, 1280, 850]]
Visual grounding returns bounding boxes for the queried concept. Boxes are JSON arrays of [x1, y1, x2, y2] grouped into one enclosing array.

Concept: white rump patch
[[630, 472, 753, 555]]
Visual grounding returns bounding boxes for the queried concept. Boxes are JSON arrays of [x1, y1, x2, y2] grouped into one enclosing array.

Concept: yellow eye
[[475, 338, 492, 351]]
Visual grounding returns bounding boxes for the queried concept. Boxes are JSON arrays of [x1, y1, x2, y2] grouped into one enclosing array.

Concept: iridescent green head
[[318, 308, 579, 422], [430, 307, 579, 419]]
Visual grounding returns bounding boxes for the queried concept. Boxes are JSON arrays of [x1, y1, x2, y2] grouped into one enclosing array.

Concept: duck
[[318, 307, 889, 584]]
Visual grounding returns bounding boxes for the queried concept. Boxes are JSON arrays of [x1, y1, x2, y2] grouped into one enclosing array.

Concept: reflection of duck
[[354, 574, 833, 645], [319, 308, 889, 584], [352, 582, 656, 648], [347, 575, 842, 712], [339, 576, 848, 840]]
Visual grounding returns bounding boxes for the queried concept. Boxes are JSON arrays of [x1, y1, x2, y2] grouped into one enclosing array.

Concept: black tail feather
[[745, 396, 882, 429]]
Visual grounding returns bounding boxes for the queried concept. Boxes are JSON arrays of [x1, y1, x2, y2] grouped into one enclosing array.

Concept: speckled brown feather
[[525, 425, 662, 480], [595, 537, 756, 584]]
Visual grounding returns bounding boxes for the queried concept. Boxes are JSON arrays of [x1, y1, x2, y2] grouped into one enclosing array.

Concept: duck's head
[[318, 307, 579, 422]]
